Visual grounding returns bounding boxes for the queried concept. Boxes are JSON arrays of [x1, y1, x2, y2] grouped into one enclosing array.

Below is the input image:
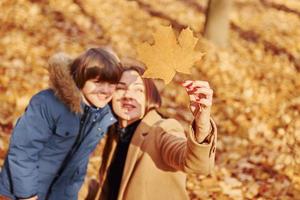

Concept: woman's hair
[[121, 58, 162, 113], [70, 48, 122, 89]]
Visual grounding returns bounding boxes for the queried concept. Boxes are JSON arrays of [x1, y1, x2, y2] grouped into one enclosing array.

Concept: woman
[[88, 59, 217, 200], [0, 48, 122, 200]]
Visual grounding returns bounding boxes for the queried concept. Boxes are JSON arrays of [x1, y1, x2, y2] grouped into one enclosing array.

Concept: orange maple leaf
[[136, 25, 203, 84]]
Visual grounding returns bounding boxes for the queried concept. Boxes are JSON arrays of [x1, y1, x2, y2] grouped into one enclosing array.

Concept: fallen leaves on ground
[[0, 0, 299, 199]]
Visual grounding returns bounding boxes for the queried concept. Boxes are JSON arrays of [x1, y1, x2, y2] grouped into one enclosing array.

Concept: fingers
[[195, 98, 212, 107], [190, 101, 201, 113], [182, 80, 213, 101], [181, 80, 213, 115], [182, 80, 209, 89], [187, 87, 213, 99], [182, 81, 193, 89], [190, 99, 212, 109]]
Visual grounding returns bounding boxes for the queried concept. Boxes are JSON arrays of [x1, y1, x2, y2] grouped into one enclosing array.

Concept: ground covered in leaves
[[0, 0, 299, 199]]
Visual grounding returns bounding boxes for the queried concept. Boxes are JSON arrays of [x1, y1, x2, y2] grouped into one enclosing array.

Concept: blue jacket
[[0, 54, 117, 200]]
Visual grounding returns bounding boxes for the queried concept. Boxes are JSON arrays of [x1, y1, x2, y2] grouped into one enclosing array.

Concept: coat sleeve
[[157, 118, 217, 175], [7, 94, 54, 198]]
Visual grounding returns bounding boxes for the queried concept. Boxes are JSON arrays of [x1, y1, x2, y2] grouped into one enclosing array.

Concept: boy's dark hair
[[70, 48, 122, 89]]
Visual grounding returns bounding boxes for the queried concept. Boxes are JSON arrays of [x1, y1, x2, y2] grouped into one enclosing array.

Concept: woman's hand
[[182, 80, 213, 142]]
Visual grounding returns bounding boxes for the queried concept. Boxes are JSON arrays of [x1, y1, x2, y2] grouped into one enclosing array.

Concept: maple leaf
[[136, 25, 203, 84]]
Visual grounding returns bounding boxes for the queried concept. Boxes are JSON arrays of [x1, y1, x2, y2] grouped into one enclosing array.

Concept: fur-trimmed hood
[[47, 53, 82, 113]]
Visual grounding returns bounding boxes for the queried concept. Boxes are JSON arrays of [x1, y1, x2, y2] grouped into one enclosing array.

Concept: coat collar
[[47, 53, 82, 113], [96, 110, 163, 199], [118, 110, 162, 198]]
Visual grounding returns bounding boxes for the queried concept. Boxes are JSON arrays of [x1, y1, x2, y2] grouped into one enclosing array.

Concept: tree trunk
[[204, 0, 232, 48]]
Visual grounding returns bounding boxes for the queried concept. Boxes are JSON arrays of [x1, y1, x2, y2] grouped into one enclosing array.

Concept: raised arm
[[158, 80, 217, 174]]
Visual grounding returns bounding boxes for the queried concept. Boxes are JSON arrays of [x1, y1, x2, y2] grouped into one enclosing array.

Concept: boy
[[0, 48, 122, 200]]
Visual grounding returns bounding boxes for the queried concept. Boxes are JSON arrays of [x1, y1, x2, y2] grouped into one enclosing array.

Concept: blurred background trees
[[204, 0, 232, 47]]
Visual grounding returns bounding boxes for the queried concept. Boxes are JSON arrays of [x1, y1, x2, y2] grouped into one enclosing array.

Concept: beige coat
[[92, 110, 217, 200]]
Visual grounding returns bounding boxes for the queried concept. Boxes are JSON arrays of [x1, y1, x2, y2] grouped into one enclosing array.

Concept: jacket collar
[[133, 109, 163, 136], [47, 53, 83, 113], [118, 110, 162, 198], [97, 110, 162, 199]]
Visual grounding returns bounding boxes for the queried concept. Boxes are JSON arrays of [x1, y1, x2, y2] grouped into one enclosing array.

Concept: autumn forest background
[[0, 0, 300, 199]]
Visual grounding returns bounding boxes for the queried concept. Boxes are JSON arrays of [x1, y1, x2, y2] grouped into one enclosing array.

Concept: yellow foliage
[[136, 25, 203, 84]]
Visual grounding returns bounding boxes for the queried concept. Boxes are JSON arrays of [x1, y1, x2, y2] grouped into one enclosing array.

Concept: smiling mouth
[[97, 94, 110, 100], [121, 102, 136, 111]]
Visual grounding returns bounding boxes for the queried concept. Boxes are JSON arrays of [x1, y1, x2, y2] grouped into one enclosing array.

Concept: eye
[[116, 85, 126, 90], [135, 88, 144, 93], [90, 79, 103, 86]]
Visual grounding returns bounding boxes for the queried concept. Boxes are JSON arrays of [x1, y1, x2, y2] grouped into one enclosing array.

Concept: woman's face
[[112, 70, 146, 124], [81, 79, 116, 108]]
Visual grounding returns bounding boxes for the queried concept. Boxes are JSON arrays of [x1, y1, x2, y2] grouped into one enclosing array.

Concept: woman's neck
[[119, 118, 138, 128]]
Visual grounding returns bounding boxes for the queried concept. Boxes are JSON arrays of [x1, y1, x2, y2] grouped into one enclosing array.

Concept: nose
[[123, 89, 134, 100], [100, 83, 115, 94]]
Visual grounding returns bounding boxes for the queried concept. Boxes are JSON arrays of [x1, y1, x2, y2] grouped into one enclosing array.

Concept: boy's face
[[81, 79, 116, 108]]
